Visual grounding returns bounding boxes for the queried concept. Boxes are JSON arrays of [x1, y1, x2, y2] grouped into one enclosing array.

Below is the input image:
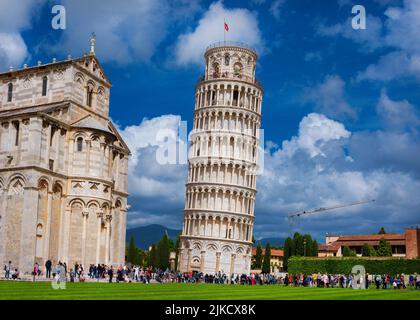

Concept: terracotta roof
[[318, 243, 341, 252], [252, 248, 284, 257], [337, 233, 405, 242], [319, 234, 407, 252]]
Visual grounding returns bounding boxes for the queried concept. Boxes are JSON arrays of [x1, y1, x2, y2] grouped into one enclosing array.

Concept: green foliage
[[288, 256, 420, 275], [157, 234, 171, 270], [262, 244, 271, 274], [283, 232, 319, 271], [283, 237, 293, 271], [378, 227, 386, 234], [342, 246, 357, 257], [126, 236, 144, 265], [148, 245, 158, 267], [174, 234, 181, 271], [362, 243, 377, 256], [253, 243, 263, 269], [377, 238, 392, 257]]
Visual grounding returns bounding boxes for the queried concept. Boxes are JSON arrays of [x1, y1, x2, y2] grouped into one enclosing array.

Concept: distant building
[[251, 247, 284, 273], [318, 228, 420, 258]]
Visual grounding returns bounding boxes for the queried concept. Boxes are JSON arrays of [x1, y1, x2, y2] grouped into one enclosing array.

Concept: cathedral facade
[[0, 44, 130, 275], [178, 42, 263, 275]]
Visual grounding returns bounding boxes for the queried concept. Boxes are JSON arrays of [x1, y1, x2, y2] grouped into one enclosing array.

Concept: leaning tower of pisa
[[178, 42, 263, 276]]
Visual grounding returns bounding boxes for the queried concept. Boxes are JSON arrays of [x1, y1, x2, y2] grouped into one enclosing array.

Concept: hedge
[[287, 256, 420, 275]]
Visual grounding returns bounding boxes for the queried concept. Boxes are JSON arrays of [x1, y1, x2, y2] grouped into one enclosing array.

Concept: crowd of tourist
[[3, 260, 420, 290]]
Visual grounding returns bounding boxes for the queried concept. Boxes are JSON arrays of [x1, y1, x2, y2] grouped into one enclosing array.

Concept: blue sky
[[1, 0, 419, 241]]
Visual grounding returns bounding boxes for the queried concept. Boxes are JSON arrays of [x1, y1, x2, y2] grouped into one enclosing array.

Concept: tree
[[377, 238, 392, 256], [262, 243, 271, 274], [310, 239, 319, 257], [362, 243, 377, 257], [283, 237, 293, 271], [342, 246, 357, 257], [174, 234, 181, 271], [127, 236, 137, 264], [378, 227, 386, 234], [253, 243, 263, 269], [294, 232, 304, 256], [157, 234, 171, 270], [149, 245, 158, 267]]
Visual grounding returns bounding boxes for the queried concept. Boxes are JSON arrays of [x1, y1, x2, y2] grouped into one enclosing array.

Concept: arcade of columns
[[178, 43, 263, 275]]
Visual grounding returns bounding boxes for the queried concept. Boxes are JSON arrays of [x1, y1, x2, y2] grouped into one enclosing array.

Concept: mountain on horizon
[[126, 224, 181, 250], [255, 237, 285, 248]]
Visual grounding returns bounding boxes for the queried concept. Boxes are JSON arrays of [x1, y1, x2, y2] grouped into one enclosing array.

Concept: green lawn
[[0, 281, 419, 300]]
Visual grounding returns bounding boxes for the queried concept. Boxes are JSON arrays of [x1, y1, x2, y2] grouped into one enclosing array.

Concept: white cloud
[[384, 0, 420, 54], [356, 51, 420, 81], [255, 112, 420, 238], [174, 1, 264, 66], [304, 51, 322, 62], [269, 0, 285, 20], [317, 15, 384, 52], [376, 90, 420, 131], [120, 109, 420, 238], [51, 0, 201, 65], [118, 115, 187, 227], [0, 33, 28, 70], [355, 0, 420, 82], [0, 0, 42, 71], [303, 75, 358, 120], [279, 113, 350, 158]]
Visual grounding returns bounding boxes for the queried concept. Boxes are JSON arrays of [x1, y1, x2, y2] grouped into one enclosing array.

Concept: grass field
[[0, 281, 420, 300]]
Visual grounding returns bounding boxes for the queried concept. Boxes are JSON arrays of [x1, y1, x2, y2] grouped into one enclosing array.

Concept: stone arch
[[7, 174, 26, 191], [4, 176, 25, 266], [206, 243, 218, 251], [68, 198, 85, 208], [74, 72, 85, 89], [48, 182, 63, 262], [222, 245, 232, 253], [72, 131, 87, 140], [68, 199, 84, 266], [86, 200, 101, 265], [38, 176, 51, 190], [96, 86, 105, 105], [111, 198, 123, 264]]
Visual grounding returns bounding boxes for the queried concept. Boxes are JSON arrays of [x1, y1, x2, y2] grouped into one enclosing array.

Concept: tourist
[[45, 259, 52, 279], [79, 272, 86, 282], [11, 268, 20, 280], [32, 262, 39, 282], [3, 261, 11, 279], [375, 274, 381, 289], [108, 266, 114, 283]]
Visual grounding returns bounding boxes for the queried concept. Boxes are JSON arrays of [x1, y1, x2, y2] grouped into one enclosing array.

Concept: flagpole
[[224, 18, 226, 44]]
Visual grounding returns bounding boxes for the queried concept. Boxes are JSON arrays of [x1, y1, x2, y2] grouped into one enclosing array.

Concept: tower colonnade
[[179, 42, 263, 275]]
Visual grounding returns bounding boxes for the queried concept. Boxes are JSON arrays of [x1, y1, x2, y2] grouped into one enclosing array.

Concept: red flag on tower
[[224, 21, 229, 32]]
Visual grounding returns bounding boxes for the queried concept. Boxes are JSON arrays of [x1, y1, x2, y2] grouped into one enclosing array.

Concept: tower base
[[178, 236, 252, 275]]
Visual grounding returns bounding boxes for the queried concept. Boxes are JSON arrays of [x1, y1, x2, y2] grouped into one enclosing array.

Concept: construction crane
[[288, 199, 376, 228]]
